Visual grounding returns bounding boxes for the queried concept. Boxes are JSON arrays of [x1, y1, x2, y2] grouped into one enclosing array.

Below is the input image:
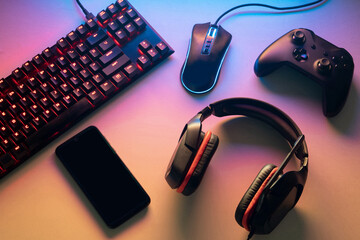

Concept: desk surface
[[1, 0, 359, 239]]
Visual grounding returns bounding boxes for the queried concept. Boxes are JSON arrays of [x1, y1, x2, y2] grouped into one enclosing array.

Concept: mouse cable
[[214, 0, 325, 26], [75, 0, 95, 20]]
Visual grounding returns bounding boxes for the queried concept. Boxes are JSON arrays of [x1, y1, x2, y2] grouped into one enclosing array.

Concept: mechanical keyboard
[[0, 0, 174, 178]]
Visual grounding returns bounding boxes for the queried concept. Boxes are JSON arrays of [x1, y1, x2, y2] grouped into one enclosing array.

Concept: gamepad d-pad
[[254, 28, 354, 117]]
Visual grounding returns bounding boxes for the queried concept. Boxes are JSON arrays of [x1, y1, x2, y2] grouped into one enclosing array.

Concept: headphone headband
[[166, 98, 309, 236]]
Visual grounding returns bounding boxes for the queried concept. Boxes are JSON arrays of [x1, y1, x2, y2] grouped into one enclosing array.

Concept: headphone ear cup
[[235, 164, 279, 231], [179, 131, 219, 196]]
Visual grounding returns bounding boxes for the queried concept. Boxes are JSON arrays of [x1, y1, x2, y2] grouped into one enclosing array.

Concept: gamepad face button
[[293, 48, 308, 62], [317, 58, 332, 74], [292, 30, 306, 45]]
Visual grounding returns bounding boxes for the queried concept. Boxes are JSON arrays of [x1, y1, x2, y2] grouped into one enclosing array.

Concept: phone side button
[[25, 98, 93, 152]]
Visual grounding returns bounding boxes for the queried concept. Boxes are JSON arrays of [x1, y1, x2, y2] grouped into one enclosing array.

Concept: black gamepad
[[254, 28, 354, 117]]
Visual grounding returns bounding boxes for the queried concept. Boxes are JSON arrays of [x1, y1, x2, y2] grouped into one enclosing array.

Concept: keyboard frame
[[0, 0, 174, 179]]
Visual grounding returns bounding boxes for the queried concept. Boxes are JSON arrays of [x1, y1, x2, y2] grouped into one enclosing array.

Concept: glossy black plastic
[[56, 126, 150, 228], [181, 23, 232, 94]]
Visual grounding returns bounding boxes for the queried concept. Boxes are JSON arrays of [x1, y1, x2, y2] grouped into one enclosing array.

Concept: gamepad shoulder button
[[292, 30, 306, 45]]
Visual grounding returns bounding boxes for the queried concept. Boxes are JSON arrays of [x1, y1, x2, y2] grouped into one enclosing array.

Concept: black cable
[[214, 0, 325, 26], [75, 0, 94, 20]]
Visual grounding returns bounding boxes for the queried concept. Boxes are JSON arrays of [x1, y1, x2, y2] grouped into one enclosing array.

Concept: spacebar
[[25, 98, 93, 151]]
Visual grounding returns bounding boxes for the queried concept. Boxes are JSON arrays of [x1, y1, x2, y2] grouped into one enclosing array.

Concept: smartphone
[[55, 126, 150, 228]]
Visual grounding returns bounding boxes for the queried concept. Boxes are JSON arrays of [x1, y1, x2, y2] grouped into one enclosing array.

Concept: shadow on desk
[[259, 66, 359, 136]]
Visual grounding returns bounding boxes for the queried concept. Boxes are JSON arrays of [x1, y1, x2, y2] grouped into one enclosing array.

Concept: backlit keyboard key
[[115, 0, 129, 10], [99, 47, 123, 66], [7, 91, 19, 102], [82, 81, 95, 93], [12, 132, 25, 143], [22, 61, 35, 74], [12, 68, 25, 81], [57, 56, 69, 68], [139, 40, 151, 52], [32, 116, 46, 128], [85, 18, 99, 32], [124, 22, 136, 37], [76, 43, 88, 55], [137, 55, 150, 69], [79, 69, 92, 80], [111, 72, 127, 87], [53, 102, 65, 114], [147, 48, 160, 61], [63, 95, 75, 107], [50, 76, 62, 88], [32, 54, 45, 68], [60, 69, 72, 79], [89, 62, 101, 73], [123, 63, 139, 78], [86, 30, 107, 47], [89, 48, 101, 60], [79, 55, 91, 66], [37, 70, 49, 82], [93, 73, 105, 84], [19, 97, 32, 108], [75, 24, 89, 38], [10, 144, 28, 161], [73, 88, 85, 100], [69, 62, 82, 73], [22, 124, 35, 136], [116, 14, 129, 26], [107, 21, 120, 33], [69, 77, 82, 87], [1, 139, 15, 150], [0, 98, 9, 110], [66, 31, 79, 45], [97, 10, 111, 25], [156, 42, 169, 55], [42, 109, 56, 121], [88, 89, 104, 104], [60, 83, 72, 94], [126, 8, 137, 19], [66, 49, 80, 61], [42, 48, 55, 61], [106, 4, 119, 16], [134, 17, 146, 30], [50, 90, 62, 101], [100, 81, 116, 96], [102, 55, 130, 77], [57, 38, 70, 52], [114, 29, 128, 44], [29, 90, 44, 101], [47, 63, 59, 74], [0, 78, 10, 91], [99, 38, 115, 53]]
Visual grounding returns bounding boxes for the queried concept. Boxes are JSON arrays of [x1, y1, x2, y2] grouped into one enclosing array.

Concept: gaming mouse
[[180, 23, 232, 94]]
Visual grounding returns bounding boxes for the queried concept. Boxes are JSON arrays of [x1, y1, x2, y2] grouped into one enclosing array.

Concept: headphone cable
[[214, 0, 325, 26]]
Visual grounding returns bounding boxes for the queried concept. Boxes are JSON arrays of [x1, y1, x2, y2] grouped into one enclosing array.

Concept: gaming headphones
[[165, 98, 308, 237]]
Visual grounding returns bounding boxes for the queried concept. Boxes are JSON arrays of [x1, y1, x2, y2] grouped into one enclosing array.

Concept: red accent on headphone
[[242, 167, 279, 231], [177, 131, 212, 193]]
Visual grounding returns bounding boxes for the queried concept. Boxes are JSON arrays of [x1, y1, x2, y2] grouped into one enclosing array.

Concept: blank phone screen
[[55, 126, 150, 228]]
